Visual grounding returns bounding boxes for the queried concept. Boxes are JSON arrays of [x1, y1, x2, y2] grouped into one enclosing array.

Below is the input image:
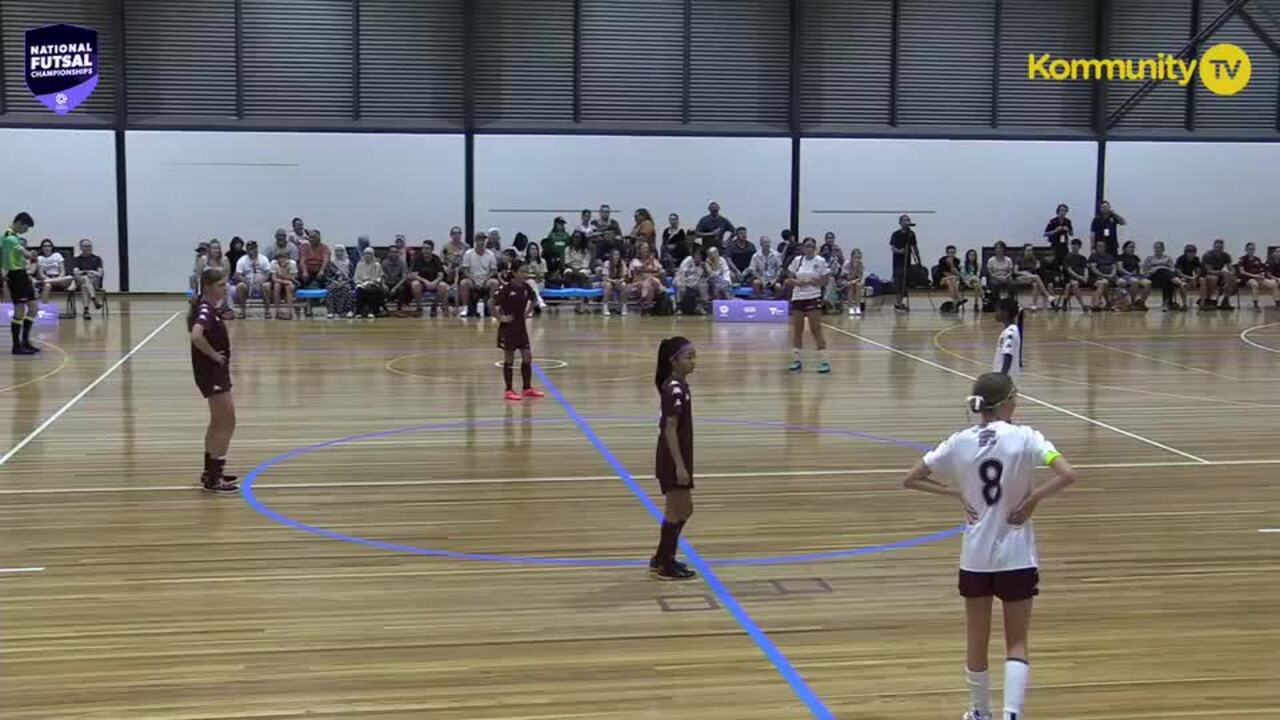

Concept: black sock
[[521, 362, 532, 390], [673, 520, 687, 560], [655, 520, 680, 564], [203, 452, 212, 475], [503, 363, 514, 391], [10, 321, 19, 349], [21, 318, 33, 345]]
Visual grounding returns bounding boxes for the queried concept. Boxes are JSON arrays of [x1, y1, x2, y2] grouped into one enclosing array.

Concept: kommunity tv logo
[[1027, 43, 1251, 96]]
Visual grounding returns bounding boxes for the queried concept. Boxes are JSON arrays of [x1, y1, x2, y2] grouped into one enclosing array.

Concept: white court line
[[0, 567, 45, 574], [823, 323, 1212, 465], [1239, 321, 1280, 354], [2, 458, 1276, 495], [1260, 529, 1280, 534], [0, 312, 181, 468]]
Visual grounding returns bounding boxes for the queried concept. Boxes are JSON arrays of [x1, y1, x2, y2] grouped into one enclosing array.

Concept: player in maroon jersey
[[188, 267, 239, 494], [496, 260, 545, 401], [651, 336, 698, 580]]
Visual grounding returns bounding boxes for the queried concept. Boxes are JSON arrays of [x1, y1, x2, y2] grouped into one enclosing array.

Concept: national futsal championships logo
[[25, 23, 99, 115], [1027, 42, 1251, 96]]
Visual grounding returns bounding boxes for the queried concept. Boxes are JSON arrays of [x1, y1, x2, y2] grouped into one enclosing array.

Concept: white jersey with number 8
[[923, 420, 1060, 572]]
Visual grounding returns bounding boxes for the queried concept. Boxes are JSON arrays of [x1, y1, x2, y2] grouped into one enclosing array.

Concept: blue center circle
[[241, 416, 963, 567]]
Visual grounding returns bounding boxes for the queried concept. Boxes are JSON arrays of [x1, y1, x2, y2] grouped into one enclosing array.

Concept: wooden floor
[[1, 298, 1278, 719]]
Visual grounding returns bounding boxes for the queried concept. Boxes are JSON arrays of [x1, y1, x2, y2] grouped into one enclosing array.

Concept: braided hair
[[654, 336, 692, 392]]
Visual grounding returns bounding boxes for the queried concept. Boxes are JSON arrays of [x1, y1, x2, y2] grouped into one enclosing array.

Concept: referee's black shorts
[[6, 270, 35, 303]]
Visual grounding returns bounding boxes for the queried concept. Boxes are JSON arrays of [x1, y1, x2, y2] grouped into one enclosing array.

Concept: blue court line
[[533, 365, 835, 720]]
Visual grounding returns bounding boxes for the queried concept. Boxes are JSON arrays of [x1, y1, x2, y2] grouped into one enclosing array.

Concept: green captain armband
[[1042, 450, 1062, 465]]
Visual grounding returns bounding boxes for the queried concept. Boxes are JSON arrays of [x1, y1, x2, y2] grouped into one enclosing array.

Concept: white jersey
[[788, 255, 829, 301], [994, 323, 1022, 378], [923, 420, 1059, 572]]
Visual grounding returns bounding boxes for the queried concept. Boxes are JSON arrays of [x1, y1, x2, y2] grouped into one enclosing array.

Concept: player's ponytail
[[655, 336, 691, 392], [967, 372, 1016, 414], [187, 267, 225, 330], [998, 296, 1025, 369]]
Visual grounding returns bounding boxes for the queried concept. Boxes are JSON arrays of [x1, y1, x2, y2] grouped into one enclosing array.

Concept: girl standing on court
[[189, 267, 239, 495], [902, 372, 1078, 720], [651, 336, 698, 581], [993, 297, 1023, 379], [496, 261, 545, 401], [787, 237, 831, 373]]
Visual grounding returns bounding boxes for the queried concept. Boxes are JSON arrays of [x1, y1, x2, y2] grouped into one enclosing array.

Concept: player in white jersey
[[993, 297, 1024, 379], [902, 372, 1078, 720], [787, 237, 832, 373]]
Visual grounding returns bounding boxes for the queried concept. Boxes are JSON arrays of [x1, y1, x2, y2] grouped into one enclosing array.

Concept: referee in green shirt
[[3, 212, 39, 354]]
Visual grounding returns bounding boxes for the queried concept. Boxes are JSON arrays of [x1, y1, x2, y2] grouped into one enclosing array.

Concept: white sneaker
[[602, 305, 611, 317], [538, 299, 547, 310], [477, 301, 486, 318], [459, 307, 469, 318], [345, 311, 354, 318], [621, 304, 628, 316]]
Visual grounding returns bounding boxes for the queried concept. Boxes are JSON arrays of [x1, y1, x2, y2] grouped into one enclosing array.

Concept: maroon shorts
[[194, 366, 232, 399], [790, 297, 821, 314], [959, 567, 1039, 602], [497, 323, 529, 351]]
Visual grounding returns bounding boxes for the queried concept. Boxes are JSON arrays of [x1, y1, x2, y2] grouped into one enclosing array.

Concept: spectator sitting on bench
[[562, 230, 593, 315], [354, 246, 385, 319], [1087, 239, 1119, 312], [70, 238, 104, 317], [602, 248, 630, 317], [846, 247, 865, 316], [1237, 241, 1279, 311], [298, 230, 331, 290], [676, 245, 708, 315], [1117, 240, 1152, 311], [986, 241, 1015, 301], [705, 247, 733, 301], [37, 239, 73, 305], [442, 227, 467, 287], [460, 234, 500, 318], [937, 245, 967, 313], [750, 236, 783, 299], [323, 243, 355, 318], [270, 249, 299, 319], [1175, 244, 1203, 312], [820, 241, 849, 311], [541, 218, 569, 285], [1057, 238, 1089, 311], [406, 239, 447, 317], [233, 240, 273, 319], [1201, 238, 1237, 311], [382, 244, 409, 316], [524, 243, 547, 307], [1143, 241, 1184, 311], [726, 227, 756, 285], [630, 241, 665, 314], [1014, 243, 1053, 312]]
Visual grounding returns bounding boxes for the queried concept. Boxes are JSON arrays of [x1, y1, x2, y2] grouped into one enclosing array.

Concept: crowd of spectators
[[186, 201, 1280, 321]]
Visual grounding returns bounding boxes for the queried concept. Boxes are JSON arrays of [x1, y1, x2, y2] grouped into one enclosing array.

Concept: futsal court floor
[[1, 297, 1277, 719]]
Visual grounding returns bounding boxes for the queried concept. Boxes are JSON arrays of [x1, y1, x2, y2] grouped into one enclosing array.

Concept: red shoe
[[504, 390, 522, 401], [523, 388, 546, 398]]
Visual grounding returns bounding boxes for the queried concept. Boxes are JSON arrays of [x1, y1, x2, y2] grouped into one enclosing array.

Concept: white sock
[[792, 348, 802, 361], [1003, 659, 1029, 719], [966, 668, 991, 715], [819, 349, 829, 363]]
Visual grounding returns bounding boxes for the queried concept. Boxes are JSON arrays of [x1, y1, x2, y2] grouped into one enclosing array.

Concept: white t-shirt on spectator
[[37, 252, 65, 278], [789, 255, 829, 301], [462, 248, 498, 283], [922, 421, 1058, 572], [237, 254, 272, 285], [271, 258, 298, 281]]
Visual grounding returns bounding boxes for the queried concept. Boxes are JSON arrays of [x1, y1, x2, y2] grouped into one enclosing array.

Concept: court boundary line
[[823, 323, 1211, 464], [533, 365, 835, 719], [1240, 321, 1280, 354], [1068, 337, 1245, 382], [0, 567, 44, 574], [0, 312, 181, 468], [0, 341, 69, 394], [6, 458, 1280, 495]]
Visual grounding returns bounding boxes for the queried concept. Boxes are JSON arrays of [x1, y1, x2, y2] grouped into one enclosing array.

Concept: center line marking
[[823, 323, 1211, 465]]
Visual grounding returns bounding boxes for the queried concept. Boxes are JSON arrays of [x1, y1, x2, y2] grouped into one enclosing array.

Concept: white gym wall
[[474, 134, 792, 248], [125, 131, 465, 292], [801, 138, 1097, 276], [1105, 141, 1280, 249], [0, 129, 119, 291]]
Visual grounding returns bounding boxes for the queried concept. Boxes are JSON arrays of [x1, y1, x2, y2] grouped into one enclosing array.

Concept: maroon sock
[[521, 362, 532, 390], [503, 363, 514, 391]]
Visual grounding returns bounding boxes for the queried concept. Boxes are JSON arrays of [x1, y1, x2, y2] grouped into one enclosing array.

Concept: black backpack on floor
[[652, 291, 675, 316]]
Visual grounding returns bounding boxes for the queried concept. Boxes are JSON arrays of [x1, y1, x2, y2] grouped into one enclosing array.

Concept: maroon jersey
[[495, 280, 531, 351], [655, 378, 693, 492], [191, 300, 232, 398]]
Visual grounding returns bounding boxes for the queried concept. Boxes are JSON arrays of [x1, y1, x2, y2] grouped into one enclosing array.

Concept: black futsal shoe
[[655, 562, 698, 581]]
